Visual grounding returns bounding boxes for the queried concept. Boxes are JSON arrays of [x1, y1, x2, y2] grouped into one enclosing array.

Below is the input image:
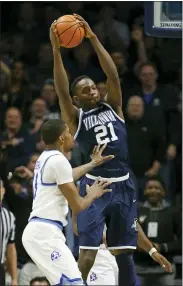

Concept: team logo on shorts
[[90, 272, 97, 282], [51, 250, 61, 261], [131, 218, 138, 231]]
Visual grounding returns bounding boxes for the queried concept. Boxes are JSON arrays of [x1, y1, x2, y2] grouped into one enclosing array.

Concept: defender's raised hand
[[86, 179, 112, 200], [91, 144, 115, 167], [73, 14, 95, 38]]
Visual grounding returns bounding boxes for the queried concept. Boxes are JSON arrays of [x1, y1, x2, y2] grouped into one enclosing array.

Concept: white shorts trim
[[85, 173, 129, 183], [79, 246, 99, 250], [107, 246, 137, 250]]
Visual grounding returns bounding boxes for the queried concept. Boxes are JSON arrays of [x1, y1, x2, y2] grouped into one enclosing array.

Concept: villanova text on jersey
[[75, 102, 130, 178]]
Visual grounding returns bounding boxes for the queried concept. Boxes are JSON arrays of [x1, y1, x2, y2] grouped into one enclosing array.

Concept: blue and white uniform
[[22, 150, 83, 286]]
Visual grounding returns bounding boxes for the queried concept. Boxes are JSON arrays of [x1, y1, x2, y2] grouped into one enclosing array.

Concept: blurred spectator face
[[12, 61, 24, 82], [31, 98, 47, 119], [44, 6, 60, 25], [73, 43, 92, 66], [126, 96, 144, 119], [39, 43, 53, 64], [144, 179, 165, 206], [139, 65, 157, 87], [111, 52, 126, 74], [5, 108, 22, 131], [100, 5, 115, 22], [41, 83, 57, 104], [27, 154, 39, 172], [144, 36, 156, 50], [96, 82, 107, 100], [68, 2, 84, 13], [11, 34, 25, 57], [10, 180, 22, 194], [20, 3, 34, 22]]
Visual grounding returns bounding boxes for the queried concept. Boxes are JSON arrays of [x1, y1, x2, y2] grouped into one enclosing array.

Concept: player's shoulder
[[47, 151, 72, 169]]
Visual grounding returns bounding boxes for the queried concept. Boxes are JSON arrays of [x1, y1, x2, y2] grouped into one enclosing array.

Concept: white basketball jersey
[[29, 150, 73, 226]]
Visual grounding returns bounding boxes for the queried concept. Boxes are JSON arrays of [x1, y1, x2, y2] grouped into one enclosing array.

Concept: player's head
[[41, 119, 75, 153], [71, 75, 101, 110], [144, 175, 165, 207], [30, 276, 50, 286]]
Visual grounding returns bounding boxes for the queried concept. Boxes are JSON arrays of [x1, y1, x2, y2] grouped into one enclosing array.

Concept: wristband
[[149, 247, 157, 257]]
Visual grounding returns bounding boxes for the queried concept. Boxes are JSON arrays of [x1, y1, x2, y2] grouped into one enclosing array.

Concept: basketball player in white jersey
[[22, 119, 113, 286]]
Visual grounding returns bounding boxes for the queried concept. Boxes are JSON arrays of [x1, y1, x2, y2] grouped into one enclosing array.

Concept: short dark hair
[[71, 75, 90, 96], [30, 276, 50, 285], [146, 175, 166, 192], [41, 119, 65, 145], [138, 61, 157, 74]]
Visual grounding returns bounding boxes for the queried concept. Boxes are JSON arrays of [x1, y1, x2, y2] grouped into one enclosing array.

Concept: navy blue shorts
[[77, 175, 138, 250]]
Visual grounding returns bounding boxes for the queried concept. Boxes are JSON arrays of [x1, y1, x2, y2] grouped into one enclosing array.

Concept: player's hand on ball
[[152, 251, 172, 273], [86, 179, 112, 200], [73, 14, 95, 38], [50, 21, 60, 49], [90, 143, 115, 167]]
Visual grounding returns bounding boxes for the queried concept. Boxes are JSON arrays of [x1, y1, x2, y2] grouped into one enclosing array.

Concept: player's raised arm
[[50, 22, 78, 133], [138, 223, 172, 273], [74, 14, 123, 115]]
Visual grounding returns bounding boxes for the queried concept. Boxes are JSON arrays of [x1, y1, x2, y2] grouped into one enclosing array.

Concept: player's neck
[[45, 144, 61, 153]]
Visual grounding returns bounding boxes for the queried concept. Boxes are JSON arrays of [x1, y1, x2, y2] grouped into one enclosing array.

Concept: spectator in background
[[133, 62, 180, 196], [19, 262, 44, 286], [68, 41, 105, 82], [0, 181, 18, 286], [28, 98, 47, 133], [17, 3, 37, 34], [134, 176, 182, 286], [110, 49, 139, 104], [30, 277, 50, 286], [9, 33, 25, 62], [41, 79, 60, 119], [94, 4, 130, 49], [96, 81, 107, 100], [126, 96, 165, 201], [28, 43, 53, 90], [0, 107, 36, 171], [6, 60, 32, 120]]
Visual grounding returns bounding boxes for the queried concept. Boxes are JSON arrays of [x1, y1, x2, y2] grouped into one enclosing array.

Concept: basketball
[[56, 15, 85, 48]]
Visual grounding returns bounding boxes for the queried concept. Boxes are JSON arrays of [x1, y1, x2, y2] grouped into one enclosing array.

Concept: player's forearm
[[89, 35, 118, 79], [6, 244, 17, 281], [73, 162, 95, 181], [138, 223, 153, 253], [74, 193, 96, 214], [53, 48, 70, 102]]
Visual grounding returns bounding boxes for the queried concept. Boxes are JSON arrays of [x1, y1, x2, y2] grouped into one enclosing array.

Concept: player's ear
[[72, 96, 79, 107], [59, 135, 64, 144]]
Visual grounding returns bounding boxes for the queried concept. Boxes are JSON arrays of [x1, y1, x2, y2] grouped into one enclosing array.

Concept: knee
[[78, 250, 97, 271]]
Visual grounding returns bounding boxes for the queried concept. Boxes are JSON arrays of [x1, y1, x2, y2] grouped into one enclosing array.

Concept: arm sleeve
[[51, 156, 74, 185], [8, 212, 16, 244]]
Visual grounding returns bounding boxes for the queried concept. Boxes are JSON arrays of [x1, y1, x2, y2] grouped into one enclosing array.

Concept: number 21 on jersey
[[94, 122, 118, 144]]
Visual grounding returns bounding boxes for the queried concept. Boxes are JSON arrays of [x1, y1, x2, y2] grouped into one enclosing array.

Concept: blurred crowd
[[0, 2, 182, 286]]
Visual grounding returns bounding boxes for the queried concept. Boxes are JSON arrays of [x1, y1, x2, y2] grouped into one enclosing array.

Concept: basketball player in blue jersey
[[50, 15, 172, 286]]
